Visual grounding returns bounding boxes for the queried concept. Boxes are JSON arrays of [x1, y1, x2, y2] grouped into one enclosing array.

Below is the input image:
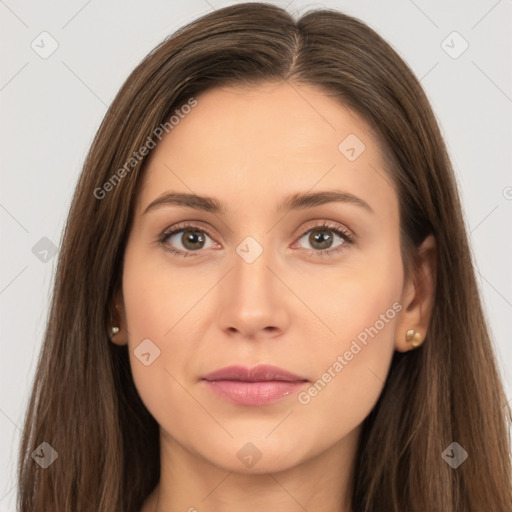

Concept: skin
[[110, 81, 436, 512]]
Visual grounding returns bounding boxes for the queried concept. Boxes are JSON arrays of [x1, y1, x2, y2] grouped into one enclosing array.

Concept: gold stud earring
[[406, 329, 423, 348]]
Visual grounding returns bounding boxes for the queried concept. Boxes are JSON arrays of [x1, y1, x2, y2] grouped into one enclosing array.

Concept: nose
[[216, 238, 291, 341]]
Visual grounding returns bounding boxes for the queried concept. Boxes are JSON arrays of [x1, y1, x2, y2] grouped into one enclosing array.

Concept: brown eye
[[178, 229, 207, 251], [296, 222, 353, 256], [159, 224, 217, 257], [307, 228, 336, 250]]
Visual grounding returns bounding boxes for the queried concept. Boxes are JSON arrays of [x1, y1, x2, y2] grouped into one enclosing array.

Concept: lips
[[202, 364, 307, 382], [201, 364, 309, 406]]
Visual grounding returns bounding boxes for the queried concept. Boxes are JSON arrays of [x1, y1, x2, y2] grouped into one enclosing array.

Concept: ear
[[395, 234, 437, 352], [109, 287, 129, 346]]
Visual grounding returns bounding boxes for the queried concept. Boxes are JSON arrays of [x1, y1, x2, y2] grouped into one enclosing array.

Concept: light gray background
[[1, 1, 511, 509]]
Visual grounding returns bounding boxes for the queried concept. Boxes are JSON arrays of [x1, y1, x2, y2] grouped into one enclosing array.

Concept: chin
[[197, 435, 314, 475]]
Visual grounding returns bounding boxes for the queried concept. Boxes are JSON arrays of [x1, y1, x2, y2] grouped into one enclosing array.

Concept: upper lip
[[202, 364, 308, 382]]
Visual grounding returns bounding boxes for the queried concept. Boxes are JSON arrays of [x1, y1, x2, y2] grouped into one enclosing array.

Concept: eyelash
[[157, 220, 355, 259]]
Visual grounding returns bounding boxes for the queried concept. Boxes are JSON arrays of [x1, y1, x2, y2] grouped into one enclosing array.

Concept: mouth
[[201, 364, 309, 406]]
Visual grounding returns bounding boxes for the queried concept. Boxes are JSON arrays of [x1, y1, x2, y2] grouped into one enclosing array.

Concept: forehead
[[135, 81, 397, 219]]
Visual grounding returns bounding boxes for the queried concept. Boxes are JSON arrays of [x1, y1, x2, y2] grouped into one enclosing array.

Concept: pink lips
[[201, 364, 309, 406]]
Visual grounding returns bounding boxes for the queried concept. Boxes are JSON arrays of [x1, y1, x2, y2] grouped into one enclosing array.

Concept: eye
[[158, 223, 218, 257], [158, 220, 355, 258], [293, 220, 354, 257]]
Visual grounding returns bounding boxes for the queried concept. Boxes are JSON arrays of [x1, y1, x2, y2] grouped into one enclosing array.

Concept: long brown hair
[[17, 3, 512, 511]]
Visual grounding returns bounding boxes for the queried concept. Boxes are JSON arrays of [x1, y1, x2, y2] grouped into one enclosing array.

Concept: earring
[[406, 329, 423, 348], [110, 303, 121, 337]]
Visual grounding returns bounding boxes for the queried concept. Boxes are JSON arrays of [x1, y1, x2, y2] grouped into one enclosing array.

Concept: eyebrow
[[143, 190, 374, 215]]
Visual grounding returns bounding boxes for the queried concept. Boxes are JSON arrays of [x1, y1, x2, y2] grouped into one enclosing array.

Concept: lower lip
[[203, 380, 308, 406]]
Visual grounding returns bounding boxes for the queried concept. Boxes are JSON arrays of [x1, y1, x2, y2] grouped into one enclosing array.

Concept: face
[[115, 81, 408, 474]]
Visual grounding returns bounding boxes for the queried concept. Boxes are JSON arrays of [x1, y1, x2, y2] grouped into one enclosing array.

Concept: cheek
[[294, 301, 399, 449], [120, 248, 199, 419], [122, 244, 205, 340], [296, 251, 403, 427]]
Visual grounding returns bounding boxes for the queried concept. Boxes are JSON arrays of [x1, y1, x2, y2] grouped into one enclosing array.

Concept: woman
[[17, 3, 512, 511]]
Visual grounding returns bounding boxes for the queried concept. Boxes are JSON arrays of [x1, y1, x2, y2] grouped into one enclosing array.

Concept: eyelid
[[294, 219, 355, 242], [162, 220, 217, 238]]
